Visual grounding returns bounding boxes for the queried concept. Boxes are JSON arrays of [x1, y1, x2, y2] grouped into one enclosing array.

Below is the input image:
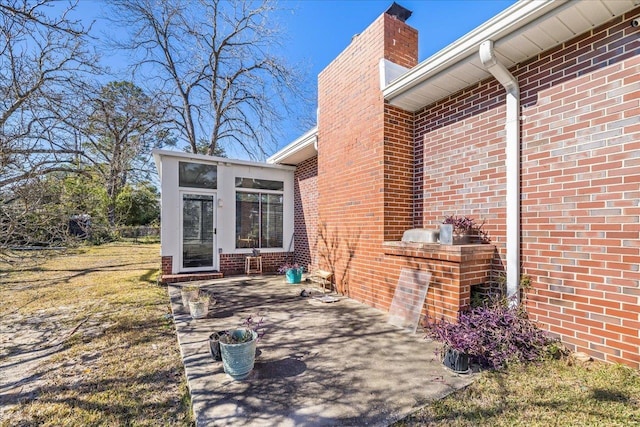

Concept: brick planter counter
[[383, 241, 495, 323]]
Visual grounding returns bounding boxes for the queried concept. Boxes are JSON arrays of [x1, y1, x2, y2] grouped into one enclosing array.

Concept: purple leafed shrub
[[442, 215, 480, 233], [243, 314, 265, 339], [424, 302, 558, 370], [277, 262, 303, 275], [442, 215, 489, 242], [217, 314, 266, 344]]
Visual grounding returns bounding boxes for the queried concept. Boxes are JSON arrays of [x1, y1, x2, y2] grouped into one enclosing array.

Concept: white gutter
[[479, 39, 520, 307], [383, 0, 564, 103]]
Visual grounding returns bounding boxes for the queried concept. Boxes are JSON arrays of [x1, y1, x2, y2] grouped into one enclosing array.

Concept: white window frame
[[179, 189, 218, 272], [235, 188, 284, 250]]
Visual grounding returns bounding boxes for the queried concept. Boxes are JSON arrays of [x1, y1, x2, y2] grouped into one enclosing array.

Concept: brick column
[[317, 10, 418, 301], [161, 256, 173, 276]]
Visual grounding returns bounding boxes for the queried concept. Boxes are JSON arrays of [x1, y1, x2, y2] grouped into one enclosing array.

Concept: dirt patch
[[0, 243, 192, 425]]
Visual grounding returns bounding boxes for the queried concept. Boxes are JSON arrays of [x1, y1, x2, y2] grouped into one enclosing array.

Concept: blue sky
[[275, 0, 517, 146], [73, 0, 517, 154], [281, 0, 516, 79]]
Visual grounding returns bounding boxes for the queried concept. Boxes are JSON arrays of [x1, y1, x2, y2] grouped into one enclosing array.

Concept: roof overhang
[[383, 0, 640, 112], [267, 126, 318, 166]]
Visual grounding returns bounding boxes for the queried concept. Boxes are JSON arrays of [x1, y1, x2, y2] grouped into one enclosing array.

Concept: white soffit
[[384, 0, 640, 112], [266, 126, 318, 166]]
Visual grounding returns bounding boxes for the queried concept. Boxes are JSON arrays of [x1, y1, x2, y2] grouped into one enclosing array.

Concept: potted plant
[[213, 314, 264, 380], [424, 316, 474, 374], [180, 285, 200, 306], [425, 300, 560, 372], [189, 293, 213, 319], [278, 262, 304, 284], [439, 215, 486, 244]]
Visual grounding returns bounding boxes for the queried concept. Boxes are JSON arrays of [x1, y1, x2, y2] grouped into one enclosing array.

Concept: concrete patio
[[169, 275, 476, 426]]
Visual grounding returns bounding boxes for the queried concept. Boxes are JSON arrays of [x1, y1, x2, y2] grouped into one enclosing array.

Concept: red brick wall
[[414, 9, 640, 367], [317, 12, 418, 303], [520, 13, 640, 367], [415, 82, 507, 277], [219, 253, 246, 275], [219, 252, 293, 275], [383, 16, 418, 242], [383, 243, 495, 322], [161, 256, 173, 276], [384, 104, 415, 240], [294, 156, 318, 269]]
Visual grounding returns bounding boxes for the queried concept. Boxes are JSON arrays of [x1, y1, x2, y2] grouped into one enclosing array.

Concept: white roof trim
[[379, 58, 410, 90], [384, 0, 640, 111], [152, 149, 296, 172], [383, 0, 564, 105], [267, 126, 318, 165]]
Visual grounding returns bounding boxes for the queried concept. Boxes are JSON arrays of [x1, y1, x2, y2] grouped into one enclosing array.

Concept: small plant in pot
[[180, 285, 200, 306], [189, 293, 214, 319], [424, 317, 475, 374], [210, 314, 264, 380], [439, 215, 487, 244], [278, 262, 304, 284]]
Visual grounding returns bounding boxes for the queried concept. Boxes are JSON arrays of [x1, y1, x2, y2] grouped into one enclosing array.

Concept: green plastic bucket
[[285, 268, 303, 284], [219, 329, 258, 380]]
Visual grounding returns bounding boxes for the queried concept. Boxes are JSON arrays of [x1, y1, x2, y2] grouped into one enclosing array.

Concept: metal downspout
[[479, 40, 521, 306]]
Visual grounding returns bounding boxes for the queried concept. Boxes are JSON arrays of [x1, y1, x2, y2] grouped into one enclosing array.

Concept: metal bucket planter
[[439, 224, 473, 245], [209, 330, 228, 361], [181, 287, 199, 306], [219, 329, 258, 380], [285, 268, 303, 284], [443, 348, 470, 374], [189, 299, 209, 319]]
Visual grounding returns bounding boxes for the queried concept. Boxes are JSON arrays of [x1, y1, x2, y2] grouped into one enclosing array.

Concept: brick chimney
[[316, 5, 418, 304]]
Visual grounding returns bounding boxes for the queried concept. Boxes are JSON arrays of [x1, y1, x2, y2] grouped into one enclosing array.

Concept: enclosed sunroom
[[153, 150, 295, 282]]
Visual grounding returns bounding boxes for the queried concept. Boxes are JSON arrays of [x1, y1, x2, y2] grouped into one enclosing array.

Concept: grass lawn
[[1, 243, 638, 426], [395, 359, 640, 426], [0, 243, 191, 426]]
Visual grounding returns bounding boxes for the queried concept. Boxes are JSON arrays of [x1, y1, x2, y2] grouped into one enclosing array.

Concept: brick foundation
[[161, 272, 223, 284], [219, 252, 294, 276], [161, 256, 173, 276], [159, 255, 224, 284]]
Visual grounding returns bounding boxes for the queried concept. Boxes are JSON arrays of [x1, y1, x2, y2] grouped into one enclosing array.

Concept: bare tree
[[0, 0, 98, 189], [0, 0, 98, 259], [108, 0, 312, 159], [79, 81, 171, 225], [0, 1, 84, 35]]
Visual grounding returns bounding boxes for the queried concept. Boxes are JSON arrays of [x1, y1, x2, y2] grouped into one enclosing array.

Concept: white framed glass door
[[180, 192, 217, 271]]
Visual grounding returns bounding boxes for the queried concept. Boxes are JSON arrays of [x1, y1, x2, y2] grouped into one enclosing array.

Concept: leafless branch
[[107, 0, 313, 158], [0, 0, 86, 36], [0, 0, 99, 262]]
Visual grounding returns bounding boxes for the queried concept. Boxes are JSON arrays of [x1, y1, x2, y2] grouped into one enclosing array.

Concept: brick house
[[266, 1, 640, 368]]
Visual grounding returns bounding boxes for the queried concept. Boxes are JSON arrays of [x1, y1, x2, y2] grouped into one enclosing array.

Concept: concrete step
[[161, 272, 223, 284]]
